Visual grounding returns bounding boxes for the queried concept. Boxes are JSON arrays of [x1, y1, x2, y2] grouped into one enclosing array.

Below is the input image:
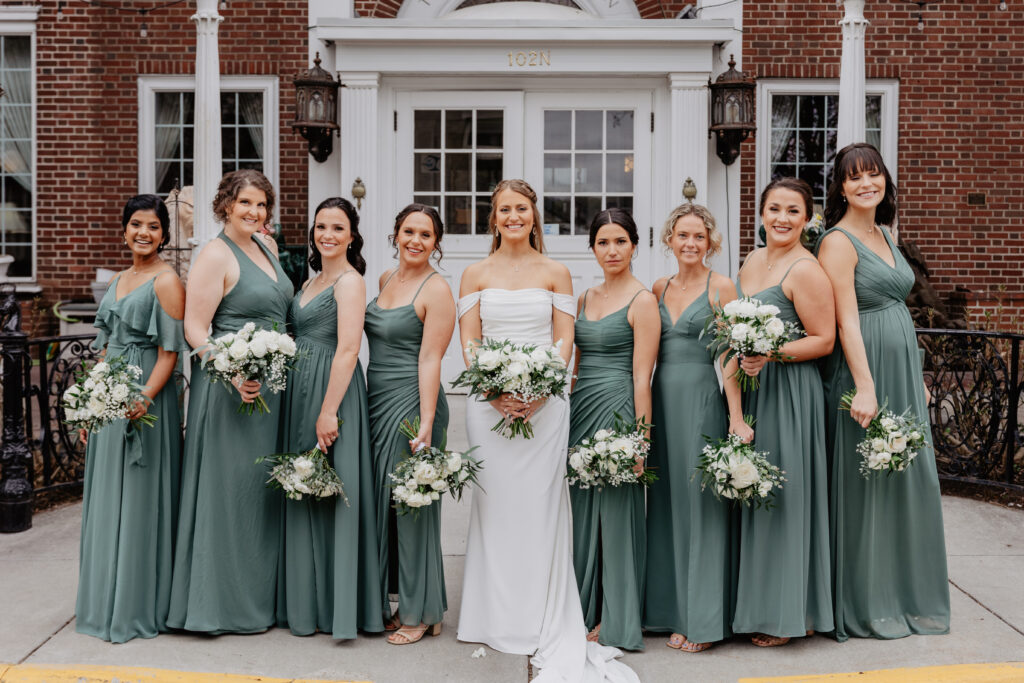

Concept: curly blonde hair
[[660, 203, 722, 256], [487, 179, 544, 254], [212, 169, 276, 224]]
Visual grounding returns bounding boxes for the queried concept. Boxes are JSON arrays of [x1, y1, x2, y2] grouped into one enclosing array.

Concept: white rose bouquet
[[451, 338, 569, 439], [256, 445, 348, 503], [62, 355, 157, 433], [196, 321, 298, 415], [566, 415, 656, 489], [703, 296, 804, 390], [696, 421, 784, 508], [839, 390, 928, 478], [389, 417, 483, 516]]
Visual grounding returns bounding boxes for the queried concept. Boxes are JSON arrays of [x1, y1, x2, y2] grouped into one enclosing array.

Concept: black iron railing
[[917, 328, 1024, 492]]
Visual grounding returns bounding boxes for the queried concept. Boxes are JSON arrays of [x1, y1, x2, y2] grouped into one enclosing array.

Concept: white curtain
[[3, 37, 32, 191], [154, 93, 182, 192], [239, 93, 263, 160], [770, 95, 798, 166]]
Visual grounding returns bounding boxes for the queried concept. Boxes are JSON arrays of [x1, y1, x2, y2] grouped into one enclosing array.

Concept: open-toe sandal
[[751, 633, 791, 647], [387, 622, 441, 645], [666, 633, 686, 649]]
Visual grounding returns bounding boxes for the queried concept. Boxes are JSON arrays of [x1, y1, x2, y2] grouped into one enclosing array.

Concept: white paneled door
[[395, 89, 653, 385]]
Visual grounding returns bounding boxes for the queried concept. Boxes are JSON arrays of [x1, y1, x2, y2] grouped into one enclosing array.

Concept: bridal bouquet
[[451, 338, 569, 439], [566, 415, 656, 489], [62, 356, 156, 432], [840, 390, 928, 477], [704, 296, 803, 390], [389, 417, 483, 515], [696, 427, 784, 508], [197, 321, 298, 415], [257, 446, 348, 503]]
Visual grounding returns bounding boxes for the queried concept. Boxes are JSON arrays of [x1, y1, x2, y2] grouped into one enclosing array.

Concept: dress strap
[[659, 275, 674, 303], [626, 288, 646, 307], [457, 291, 481, 320], [380, 268, 399, 294], [552, 292, 576, 318], [411, 271, 438, 304], [780, 257, 815, 286]]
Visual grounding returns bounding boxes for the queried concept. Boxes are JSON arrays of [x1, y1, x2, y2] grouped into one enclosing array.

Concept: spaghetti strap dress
[[364, 271, 449, 628], [643, 272, 735, 644], [569, 288, 647, 652], [168, 232, 293, 634], [276, 276, 384, 638], [76, 274, 186, 643], [732, 259, 834, 638], [822, 227, 949, 641]]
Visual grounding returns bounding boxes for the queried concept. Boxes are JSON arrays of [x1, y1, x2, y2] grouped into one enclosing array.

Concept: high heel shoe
[[387, 622, 442, 645]]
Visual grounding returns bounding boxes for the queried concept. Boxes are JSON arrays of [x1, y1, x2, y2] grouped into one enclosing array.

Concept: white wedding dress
[[456, 288, 639, 683]]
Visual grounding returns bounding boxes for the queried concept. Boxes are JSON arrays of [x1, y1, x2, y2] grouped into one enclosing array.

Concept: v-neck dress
[[276, 278, 384, 638], [731, 260, 834, 638], [364, 272, 449, 628], [821, 227, 950, 641], [643, 273, 735, 643], [168, 232, 293, 634], [76, 274, 187, 643], [568, 289, 647, 652]]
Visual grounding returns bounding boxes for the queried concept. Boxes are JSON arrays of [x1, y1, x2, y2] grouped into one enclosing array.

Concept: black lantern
[[708, 55, 756, 166], [290, 52, 339, 163]]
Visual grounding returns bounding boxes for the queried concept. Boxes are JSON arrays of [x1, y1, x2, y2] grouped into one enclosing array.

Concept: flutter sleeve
[[146, 302, 188, 354], [457, 291, 481, 320], [552, 292, 576, 318]]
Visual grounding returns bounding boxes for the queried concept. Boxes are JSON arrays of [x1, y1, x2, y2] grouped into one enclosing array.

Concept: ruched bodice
[[288, 288, 338, 350], [211, 232, 292, 337], [458, 288, 575, 348], [575, 305, 635, 379], [832, 227, 914, 314], [364, 302, 423, 376]]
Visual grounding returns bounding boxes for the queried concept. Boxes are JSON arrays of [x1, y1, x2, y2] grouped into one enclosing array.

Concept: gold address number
[[507, 50, 551, 67]]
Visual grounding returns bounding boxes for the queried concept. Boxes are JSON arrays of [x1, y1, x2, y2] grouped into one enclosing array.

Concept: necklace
[[676, 269, 707, 290], [764, 251, 779, 271], [130, 261, 159, 276]]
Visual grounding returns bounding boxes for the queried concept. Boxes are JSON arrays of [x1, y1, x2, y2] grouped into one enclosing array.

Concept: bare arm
[[783, 261, 837, 362], [126, 271, 184, 420], [458, 265, 483, 367], [184, 240, 230, 352], [628, 291, 659, 428], [818, 231, 876, 426], [412, 278, 456, 451], [316, 273, 366, 451], [570, 293, 585, 393], [713, 275, 754, 442], [551, 264, 575, 366]]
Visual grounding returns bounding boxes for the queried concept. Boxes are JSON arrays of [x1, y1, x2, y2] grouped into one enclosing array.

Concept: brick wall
[[16, 0, 308, 322], [734, 1, 1023, 323]]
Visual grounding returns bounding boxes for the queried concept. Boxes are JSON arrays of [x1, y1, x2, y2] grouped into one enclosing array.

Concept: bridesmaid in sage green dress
[[644, 203, 749, 653], [732, 178, 836, 647], [76, 195, 185, 643], [569, 208, 659, 652], [169, 170, 293, 633], [818, 143, 949, 641], [365, 204, 455, 645], [276, 197, 383, 638]]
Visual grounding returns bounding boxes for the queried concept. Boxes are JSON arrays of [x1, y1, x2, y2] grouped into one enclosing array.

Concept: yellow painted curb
[[740, 662, 1024, 683], [0, 663, 370, 683]]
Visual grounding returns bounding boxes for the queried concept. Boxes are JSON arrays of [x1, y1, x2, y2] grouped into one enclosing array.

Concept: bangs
[[835, 145, 884, 181]]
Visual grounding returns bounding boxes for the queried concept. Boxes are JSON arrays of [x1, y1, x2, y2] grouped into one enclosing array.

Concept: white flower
[[888, 434, 908, 453], [753, 338, 772, 355], [429, 491, 440, 501], [909, 431, 922, 441], [757, 481, 773, 497], [430, 479, 449, 492], [228, 339, 249, 360], [87, 396, 106, 416], [506, 360, 527, 378], [731, 323, 751, 343], [728, 456, 761, 490], [880, 417, 897, 431], [609, 438, 632, 455], [213, 354, 231, 373], [83, 378, 96, 391], [446, 453, 463, 473], [277, 334, 297, 356], [569, 451, 585, 471], [871, 438, 887, 453], [765, 318, 786, 338], [594, 429, 612, 441], [248, 334, 269, 358], [594, 441, 609, 455], [607, 462, 618, 475], [92, 362, 109, 375], [476, 349, 502, 371], [110, 384, 130, 402], [757, 304, 780, 317], [293, 456, 314, 478], [414, 462, 439, 485]]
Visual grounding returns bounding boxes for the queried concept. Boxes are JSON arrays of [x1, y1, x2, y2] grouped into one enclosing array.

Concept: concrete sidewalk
[[2, 397, 1022, 682]]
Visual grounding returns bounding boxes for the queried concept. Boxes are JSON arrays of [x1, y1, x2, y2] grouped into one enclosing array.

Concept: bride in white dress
[[456, 180, 638, 683]]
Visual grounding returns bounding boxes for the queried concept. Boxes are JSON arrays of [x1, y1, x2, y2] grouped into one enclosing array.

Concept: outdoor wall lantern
[[708, 55, 757, 166], [290, 52, 339, 163]]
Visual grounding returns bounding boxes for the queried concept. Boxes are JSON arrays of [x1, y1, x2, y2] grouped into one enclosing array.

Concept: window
[[756, 80, 898, 214], [0, 34, 33, 279], [541, 109, 634, 235], [139, 76, 278, 201]]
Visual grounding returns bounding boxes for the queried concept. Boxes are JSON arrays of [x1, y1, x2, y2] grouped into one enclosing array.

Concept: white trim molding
[[755, 78, 899, 205], [397, 0, 640, 20]]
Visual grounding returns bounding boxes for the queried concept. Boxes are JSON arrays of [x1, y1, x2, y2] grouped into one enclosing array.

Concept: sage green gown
[[643, 274, 735, 644], [276, 280, 384, 638], [822, 227, 950, 641], [732, 260, 834, 638], [569, 290, 646, 652], [365, 272, 449, 627], [76, 274, 186, 643], [168, 232, 293, 633]]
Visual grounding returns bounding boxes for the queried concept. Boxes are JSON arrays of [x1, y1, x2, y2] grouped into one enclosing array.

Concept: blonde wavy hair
[[488, 179, 544, 254], [660, 203, 722, 256]]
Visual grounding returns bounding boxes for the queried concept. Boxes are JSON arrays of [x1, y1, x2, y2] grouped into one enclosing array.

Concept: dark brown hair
[[488, 179, 544, 254], [122, 194, 170, 253], [308, 197, 365, 275], [391, 203, 445, 264], [824, 142, 898, 229], [759, 177, 814, 221], [212, 169, 275, 224]]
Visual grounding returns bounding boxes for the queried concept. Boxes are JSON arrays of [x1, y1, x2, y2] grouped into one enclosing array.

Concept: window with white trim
[[139, 76, 278, 200], [0, 34, 33, 279], [756, 80, 898, 214]]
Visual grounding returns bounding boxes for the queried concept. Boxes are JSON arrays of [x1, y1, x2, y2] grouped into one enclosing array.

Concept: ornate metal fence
[[917, 328, 1024, 492]]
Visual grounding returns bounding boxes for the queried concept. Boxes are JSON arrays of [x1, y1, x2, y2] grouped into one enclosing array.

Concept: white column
[[665, 72, 711, 275], [190, 0, 223, 252], [837, 0, 869, 149], [338, 72, 380, 276]]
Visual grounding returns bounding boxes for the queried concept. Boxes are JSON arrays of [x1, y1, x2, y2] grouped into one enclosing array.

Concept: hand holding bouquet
[[840, 390, 927, 477], [62, 356, 157, 432], [197, 321, 297, 415], [704, 296, 803, 390], [257, 446, 348, 504], [567, 415, 656, 489], [389, 417, 483, 515], [451, 338, 569, 439], [696, 422, 784, 508]]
